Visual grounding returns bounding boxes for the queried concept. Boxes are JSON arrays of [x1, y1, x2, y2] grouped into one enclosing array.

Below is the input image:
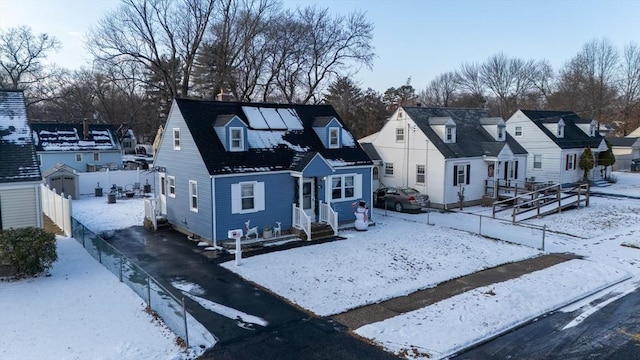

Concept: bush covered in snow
[[0, 227, 57, 278]]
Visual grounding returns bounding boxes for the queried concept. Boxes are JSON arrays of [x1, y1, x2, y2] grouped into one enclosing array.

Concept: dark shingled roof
[[519, 109, 604, 149], [403, 107, 527, 159], [360, 142, 382, 161], [30, 123, 121, 152], [0, 90, 42, 184], [174, 99, 372, 175], [608, 136, 638, 147]]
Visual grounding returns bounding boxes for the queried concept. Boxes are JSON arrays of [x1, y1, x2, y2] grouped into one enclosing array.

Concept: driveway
[[107, 226, 398, 360]]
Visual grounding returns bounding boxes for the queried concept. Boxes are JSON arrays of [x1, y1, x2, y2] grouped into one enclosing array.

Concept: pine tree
[[579, 147, 595, 180]]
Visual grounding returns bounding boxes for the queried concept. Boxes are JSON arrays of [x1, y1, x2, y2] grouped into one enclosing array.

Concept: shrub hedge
[[0, 227, 57, 278]]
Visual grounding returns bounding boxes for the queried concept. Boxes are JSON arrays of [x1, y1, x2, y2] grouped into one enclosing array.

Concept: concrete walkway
[[332, 253, 580, 329]]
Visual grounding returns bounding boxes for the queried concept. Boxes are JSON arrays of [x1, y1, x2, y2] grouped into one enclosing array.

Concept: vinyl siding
[[154, 104, 213, 240], [214, 172, 294, 241], [0, 183, 41, 230], [39, 151, 122, 173], [326, 167, 372, 221]]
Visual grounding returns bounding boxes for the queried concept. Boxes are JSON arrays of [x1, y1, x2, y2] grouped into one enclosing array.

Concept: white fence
[[41, 184, 72, 236], [78, 169, 155, 196]]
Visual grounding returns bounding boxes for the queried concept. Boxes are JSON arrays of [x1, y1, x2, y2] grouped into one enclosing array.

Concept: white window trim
[[497, 126, 505, 141], [168, 176, 176, 198], [384, 163, 394, 177], [230, 127, 244, 151], [445, 126, 456, 143], [533, 155, 542, 169], [330, 174, 362, 201], [189, 180, 198, 212], [557, 125, 565, 138], [173, 128, 181, 150], [75, 153, 82, 162], [416, 164, 425, 184], [93, 152, 100, 162], [515, 126, 523, 137], [329, 127, 340, 148], [396, 128, 405, 142], [231, 181, 265, 214]]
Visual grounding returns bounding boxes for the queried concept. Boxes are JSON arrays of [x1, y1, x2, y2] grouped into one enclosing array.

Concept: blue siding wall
[[302, 155, 333, 177], [214, 172, 295, 240], [155, 105, 213, 240], [329, 167, 372, 222], [39, 151, 122, 173]]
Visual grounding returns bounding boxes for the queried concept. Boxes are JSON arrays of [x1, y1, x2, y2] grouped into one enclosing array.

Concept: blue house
[[30, 121, 122, 173], [152, 99, 373, 243]]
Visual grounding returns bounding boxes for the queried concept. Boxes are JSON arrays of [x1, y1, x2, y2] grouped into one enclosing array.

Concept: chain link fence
[[71, 218, 189, 346]]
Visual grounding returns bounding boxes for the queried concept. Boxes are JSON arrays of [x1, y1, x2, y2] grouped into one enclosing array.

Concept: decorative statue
[[353, 200, 369, 231]]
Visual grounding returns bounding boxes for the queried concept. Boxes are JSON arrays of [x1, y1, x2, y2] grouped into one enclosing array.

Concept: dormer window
[[396, 128, 405, 142], [329, 127, 340, 148], [589, 122, 595, 137], [497, 125, 506, 141], [557, 119, 565, 138], [230, 127, 244, 151], [445, 124, 456, 143]]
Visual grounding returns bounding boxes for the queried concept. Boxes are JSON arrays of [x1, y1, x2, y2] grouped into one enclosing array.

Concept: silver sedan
[[374, 187, 430, 213]]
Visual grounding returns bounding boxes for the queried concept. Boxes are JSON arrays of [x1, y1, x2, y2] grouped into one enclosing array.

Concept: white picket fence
[[41, 184, 72, 236]]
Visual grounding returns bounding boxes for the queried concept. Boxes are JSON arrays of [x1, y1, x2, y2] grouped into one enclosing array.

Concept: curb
[[445, 273, 633, 359]]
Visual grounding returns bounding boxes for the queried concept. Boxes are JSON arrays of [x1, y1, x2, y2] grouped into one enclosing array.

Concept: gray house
[[153, 99, 373, 243], [31, 122, 123, 173], [0, 90, 43, 230]]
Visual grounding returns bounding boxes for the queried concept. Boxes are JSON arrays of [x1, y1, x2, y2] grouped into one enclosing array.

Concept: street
[[454, 287, 640, 359]]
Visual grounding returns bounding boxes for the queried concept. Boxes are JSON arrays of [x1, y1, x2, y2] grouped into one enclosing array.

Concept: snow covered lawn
[[0, 237, 213, 360], [355, 259, 629, 359], [222, 222, 542, 316]]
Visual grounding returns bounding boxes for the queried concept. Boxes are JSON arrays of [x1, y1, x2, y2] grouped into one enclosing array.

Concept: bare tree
[[479, 53, 538, 119], [420, 71, 459, 107], [295, 6, 374, 104], [87, 0, 215, 103], [456, 62, 486, 108], [0, 26, 61, 90], [617, 42, 640, 134], [555, 39, 619, 119]]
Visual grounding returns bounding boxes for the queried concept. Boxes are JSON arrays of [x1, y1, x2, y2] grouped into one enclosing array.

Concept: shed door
[[50, 175, 76, 199], [158, 173, 167, 215]]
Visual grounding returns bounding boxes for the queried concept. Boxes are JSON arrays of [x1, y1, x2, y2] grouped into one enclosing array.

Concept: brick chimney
[[83, 118, 89, 139]]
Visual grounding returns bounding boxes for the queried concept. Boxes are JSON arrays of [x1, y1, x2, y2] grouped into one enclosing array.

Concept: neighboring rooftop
[[31, 123, 121, 152], [0, 90, 42, 183], [519, 109, 603, 149]]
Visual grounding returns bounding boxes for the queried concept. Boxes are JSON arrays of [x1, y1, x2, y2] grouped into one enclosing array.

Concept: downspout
[[211, 176, 216, 247], [35, 182, 43, 228], [443, 159, 448, 210]]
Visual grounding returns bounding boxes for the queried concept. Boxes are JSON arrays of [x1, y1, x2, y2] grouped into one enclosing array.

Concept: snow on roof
[[242, 106, 303, 130], [31, 124, 120, 152], [0, 92, 31, 145], [247, 129, 309, 152]]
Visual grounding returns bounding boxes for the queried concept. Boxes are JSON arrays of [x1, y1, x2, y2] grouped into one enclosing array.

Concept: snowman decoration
[[353, 200, 369, 231]]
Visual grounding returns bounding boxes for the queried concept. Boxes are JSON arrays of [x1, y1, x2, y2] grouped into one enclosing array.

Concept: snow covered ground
[[0, 237, 215, 360], [221, 172, 640, 359], [1, 196, 215, 360], [1, 173, 637, 360]]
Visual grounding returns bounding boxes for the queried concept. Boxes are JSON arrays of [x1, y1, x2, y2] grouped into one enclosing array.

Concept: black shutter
[[453, 165, 458, 186], [466, 164, 471, 184], [514, 161, 519, 179], [504, 162, 508, 180]]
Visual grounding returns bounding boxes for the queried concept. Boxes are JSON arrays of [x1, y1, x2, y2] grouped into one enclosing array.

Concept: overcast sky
[[1, 0, 639, 93]]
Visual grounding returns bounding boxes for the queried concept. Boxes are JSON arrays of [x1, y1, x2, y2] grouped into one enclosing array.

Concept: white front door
[[302, 179, 315, 219], [158, 172, 167, 215]]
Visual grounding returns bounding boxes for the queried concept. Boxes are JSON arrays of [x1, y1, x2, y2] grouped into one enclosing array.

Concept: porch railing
[[319, 202, 338, 236], [144, 198, 158, 230], [292, 204, 311, 240]]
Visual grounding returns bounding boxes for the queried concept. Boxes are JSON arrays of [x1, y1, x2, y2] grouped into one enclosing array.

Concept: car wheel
[[394, 202, 403, 212]]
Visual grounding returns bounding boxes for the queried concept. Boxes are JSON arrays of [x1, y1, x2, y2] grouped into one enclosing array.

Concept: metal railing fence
[[71, 218, 189, 346]]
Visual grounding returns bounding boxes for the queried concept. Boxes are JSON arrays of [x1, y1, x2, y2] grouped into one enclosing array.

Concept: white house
[[0, 90, 43, 230], [360, 107, 528, 209], [506, 110, 609, 186]]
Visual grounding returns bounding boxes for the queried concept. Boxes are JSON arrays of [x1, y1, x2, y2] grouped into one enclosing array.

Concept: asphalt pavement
[[107, 226, 399, 360]]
